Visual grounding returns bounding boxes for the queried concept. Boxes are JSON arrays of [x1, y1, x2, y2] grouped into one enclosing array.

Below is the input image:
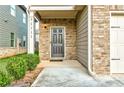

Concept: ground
[[31, 60, 124, 87]]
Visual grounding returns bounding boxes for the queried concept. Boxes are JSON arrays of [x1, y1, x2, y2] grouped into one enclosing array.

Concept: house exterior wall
[[92, 5, 124, 74], [16, 6, 27, 48], [0, 5, 27, 58], [39, 19, 76, 60], [76, 6, 88, 67], [0, 5, 17, 47], [0, 48, 26, 58]]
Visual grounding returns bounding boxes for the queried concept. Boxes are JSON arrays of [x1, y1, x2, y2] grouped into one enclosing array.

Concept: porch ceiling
[[37, 10, 78, 19], [30, 5, 85, 19]]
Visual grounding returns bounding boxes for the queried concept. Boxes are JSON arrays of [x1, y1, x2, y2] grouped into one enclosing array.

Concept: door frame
[[110, 11, 124, 74], [50, 26, 66, 60]]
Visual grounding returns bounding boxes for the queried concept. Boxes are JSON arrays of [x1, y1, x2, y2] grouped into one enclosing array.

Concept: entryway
[[50, 27, 65, 60], [110, 12, 124, 73], [30, 5, 89, 68]]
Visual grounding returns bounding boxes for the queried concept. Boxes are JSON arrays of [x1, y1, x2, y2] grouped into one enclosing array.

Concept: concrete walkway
[[31, 60, 124, 87]]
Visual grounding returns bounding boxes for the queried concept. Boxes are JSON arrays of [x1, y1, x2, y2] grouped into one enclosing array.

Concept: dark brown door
[[51, 28, 64, 58]]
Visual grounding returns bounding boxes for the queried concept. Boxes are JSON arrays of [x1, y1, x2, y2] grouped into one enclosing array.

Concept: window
[[23, 41, 26, 47], [10, 5, 16, 16], [10, 33, 15, 47], [23, 36, 26, 47], [19, 39, 22, 47], [23, 13, 26, 24]]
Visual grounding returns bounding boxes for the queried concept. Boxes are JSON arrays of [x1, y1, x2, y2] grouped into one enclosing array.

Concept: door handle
[[111, 58, 120, 60], [111, 26, 120, 28]]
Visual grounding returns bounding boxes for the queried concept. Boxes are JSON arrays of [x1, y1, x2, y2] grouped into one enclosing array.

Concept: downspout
[[88, 5, 96, 76]]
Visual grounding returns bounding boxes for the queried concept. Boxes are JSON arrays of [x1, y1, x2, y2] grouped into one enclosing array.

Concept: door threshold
[[50, 57, 64, 61]]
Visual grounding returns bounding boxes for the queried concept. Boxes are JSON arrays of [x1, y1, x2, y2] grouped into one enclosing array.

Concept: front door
[[110, 14, 124, 73], [51, 27, 64, 58]]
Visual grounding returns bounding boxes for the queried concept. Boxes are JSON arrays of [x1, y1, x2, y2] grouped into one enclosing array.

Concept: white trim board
[[29, 6, 75, 11]]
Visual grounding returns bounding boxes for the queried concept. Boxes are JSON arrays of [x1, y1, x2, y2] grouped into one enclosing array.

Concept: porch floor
[[39, 60, 84, 68], [31, 60, 124, 87]]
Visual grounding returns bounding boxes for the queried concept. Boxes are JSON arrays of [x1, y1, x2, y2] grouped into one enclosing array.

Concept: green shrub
[[6, 53, 39, 81], [0, 71, 11, 87], [6, 57, 27, 80], [25, 54, 39, 71], [35, 51, 39, 55]]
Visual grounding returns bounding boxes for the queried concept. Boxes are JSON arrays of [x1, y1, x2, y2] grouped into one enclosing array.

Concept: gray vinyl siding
[[76, 6, 88, 67], [0, 5, 27, 47], [16, 6, 27, 47], [0, 5, 17, 47]]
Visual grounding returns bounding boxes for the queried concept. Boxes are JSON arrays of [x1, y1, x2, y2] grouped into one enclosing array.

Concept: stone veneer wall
[[39, 19, 76, 60], [0, 47, 26, 58], [92, 5, 124, 74]]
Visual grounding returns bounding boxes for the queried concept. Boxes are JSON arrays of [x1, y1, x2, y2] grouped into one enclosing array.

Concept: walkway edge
[[31, 68, 46, 87]]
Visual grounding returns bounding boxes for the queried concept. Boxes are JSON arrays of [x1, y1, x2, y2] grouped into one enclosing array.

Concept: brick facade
[[0, 47, 26, 58], [39, 19, 76, 60], [0, 38, 27, 59], [92, 5, 124, 74]]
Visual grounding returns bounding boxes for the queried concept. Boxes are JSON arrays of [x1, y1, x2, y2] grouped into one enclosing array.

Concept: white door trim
[[50, 26, 66, 60], [110, 11, 124, 74]]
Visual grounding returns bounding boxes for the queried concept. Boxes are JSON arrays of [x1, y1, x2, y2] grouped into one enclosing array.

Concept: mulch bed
[[10, 63, 44, 87]]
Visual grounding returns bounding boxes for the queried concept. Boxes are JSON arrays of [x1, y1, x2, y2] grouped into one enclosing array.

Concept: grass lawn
[[0, 59, 9, 73]]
